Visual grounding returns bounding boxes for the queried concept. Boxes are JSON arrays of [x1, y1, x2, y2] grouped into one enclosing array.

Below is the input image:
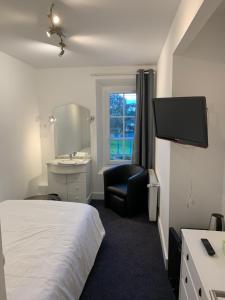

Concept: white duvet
[[0, 200, 105, 300]]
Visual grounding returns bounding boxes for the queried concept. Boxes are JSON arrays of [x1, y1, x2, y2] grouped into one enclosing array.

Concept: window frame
[[103, 86, 136, 165]]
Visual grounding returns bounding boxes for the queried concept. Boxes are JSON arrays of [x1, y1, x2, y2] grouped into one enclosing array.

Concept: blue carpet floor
[[80, 200, 176, 300]]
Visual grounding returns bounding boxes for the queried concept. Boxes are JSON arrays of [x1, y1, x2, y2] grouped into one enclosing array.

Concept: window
[[109, 92, 137, 161]]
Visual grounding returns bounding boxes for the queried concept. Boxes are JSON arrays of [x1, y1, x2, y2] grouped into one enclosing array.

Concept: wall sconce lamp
[[49, 115, 57, 124], [87, 116, 95, 123], [46, 3, 66, 57]]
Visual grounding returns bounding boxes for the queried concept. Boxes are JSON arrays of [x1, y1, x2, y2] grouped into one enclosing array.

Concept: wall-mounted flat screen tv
[[153, 96, 208, 148]]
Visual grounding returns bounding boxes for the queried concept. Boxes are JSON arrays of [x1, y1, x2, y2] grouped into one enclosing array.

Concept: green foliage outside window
[[109, 93, 136, 161]]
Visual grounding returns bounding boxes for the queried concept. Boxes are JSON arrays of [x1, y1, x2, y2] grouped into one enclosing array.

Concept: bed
[[0, 200, 105, 300]]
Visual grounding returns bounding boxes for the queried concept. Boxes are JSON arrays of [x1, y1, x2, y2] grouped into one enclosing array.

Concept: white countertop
[[182, 229, 225, 296], [47, 158, 91, 166]]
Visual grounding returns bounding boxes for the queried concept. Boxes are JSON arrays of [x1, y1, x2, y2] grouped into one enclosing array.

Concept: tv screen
[[153, 97, 208, 148]]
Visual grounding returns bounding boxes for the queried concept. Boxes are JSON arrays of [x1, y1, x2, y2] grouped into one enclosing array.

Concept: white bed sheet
[[0, 200, 105, 300]]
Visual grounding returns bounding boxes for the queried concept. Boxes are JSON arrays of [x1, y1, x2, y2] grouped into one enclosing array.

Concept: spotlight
[[59, 48, 65, 57], [52, 14, 60, 25], [46, 30, 51, 38], [58, 38, 65, 56], [46, 27, 56, 37]]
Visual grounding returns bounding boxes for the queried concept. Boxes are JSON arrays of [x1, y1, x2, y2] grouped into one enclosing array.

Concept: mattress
[[0, 200, 105, 300]]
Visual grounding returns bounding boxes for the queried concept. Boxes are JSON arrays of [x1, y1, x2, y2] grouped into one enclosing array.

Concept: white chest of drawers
[[179, 229, 225, 300]]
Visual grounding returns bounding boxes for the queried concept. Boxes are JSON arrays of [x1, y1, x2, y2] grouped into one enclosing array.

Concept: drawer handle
[[198, 288, 202, 297], [186, 254, 189, 261], [185, 276, 188, 284]]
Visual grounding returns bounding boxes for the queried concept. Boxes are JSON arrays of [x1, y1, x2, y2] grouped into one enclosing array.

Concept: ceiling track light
[[46, 3, 66, 57]]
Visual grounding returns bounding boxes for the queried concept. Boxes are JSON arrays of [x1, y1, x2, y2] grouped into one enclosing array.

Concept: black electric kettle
[[209, 213, 225, 231]]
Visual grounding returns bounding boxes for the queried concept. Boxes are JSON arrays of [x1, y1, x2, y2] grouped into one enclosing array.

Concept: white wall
[[156, 0, 223, 265], [0, 51, 42, 200], [171, 55, 225, 230], [36, 66, 151, 197], [171, 2, 225, 227], [156, 0, 205, 261]]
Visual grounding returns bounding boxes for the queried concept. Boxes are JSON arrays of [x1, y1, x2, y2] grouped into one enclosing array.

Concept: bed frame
[[0, 223, 7, 300]]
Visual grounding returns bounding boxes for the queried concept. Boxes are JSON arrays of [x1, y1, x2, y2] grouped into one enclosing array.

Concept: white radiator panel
[[147, 169, 160, 222]]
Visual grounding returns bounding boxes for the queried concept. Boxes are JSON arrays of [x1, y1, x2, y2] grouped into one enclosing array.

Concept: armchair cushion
[[109, 194, 126, 217], [107, 184, 127, 198]]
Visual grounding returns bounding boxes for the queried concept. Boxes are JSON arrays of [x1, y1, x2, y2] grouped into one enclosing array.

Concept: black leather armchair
[[103, 164, 148, 217]]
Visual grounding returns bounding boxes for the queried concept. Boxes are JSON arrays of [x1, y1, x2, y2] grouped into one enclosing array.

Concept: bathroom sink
[[57, 159, 89, 165], [47, 159, 91, 175]]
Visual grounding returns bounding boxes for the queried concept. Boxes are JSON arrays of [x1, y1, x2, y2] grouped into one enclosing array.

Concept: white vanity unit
[[47, 159, 91, 203], [48, 103, 92, 203], [179, 229, 225, 300]]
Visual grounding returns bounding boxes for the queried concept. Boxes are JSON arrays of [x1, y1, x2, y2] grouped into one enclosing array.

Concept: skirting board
[[158, 217, 168, 269], [91, 192, 104, 200]]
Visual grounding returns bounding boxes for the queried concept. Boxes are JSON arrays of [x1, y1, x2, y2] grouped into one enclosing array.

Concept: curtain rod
[[90, 70, 156, 77]]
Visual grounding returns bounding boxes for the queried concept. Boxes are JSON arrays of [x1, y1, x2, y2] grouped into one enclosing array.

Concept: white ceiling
[[0, 0, 180, 68]]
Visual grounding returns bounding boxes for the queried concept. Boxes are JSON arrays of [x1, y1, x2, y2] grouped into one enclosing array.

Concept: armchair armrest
[[128, 170, 148, 195], [103, 165, 125, 207], [127, 170, 149, 215]]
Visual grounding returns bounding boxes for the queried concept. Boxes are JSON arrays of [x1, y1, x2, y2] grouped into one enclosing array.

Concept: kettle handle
[[216, 217, 223, 231]]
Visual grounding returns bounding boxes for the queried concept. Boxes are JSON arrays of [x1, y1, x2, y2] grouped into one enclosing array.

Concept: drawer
[[67, 191, 81, 202], [68, 184, 81, 194], [67, 174, 81, 183], [49, 173, 67, 185], [181, 258, 198, 300], [179, 277, 189, 300], [182, 240, 208, 300]]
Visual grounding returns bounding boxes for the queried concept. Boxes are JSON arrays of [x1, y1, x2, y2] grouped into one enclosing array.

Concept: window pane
[[110, 117, 123, 138], [110, 139, 124, 160], [124, 139, 133, 160], [124, 93, 136, 116], [110, 93, 124, 116], [125, 117, 135, 138]]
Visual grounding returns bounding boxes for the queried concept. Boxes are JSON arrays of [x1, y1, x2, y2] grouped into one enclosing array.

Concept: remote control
[[201, 238, 216, 256]]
